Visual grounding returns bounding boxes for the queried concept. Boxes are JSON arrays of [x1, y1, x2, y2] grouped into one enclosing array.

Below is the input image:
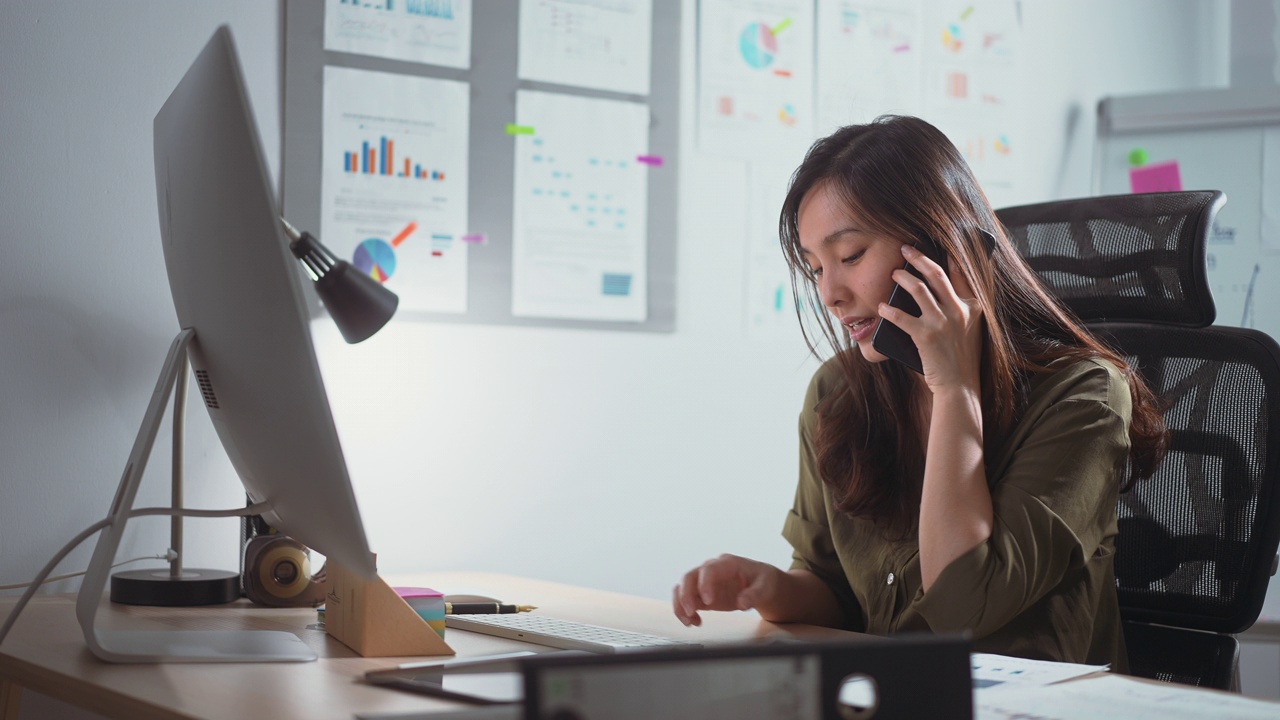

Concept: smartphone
[[870, 237, 947, 374], [870, 230, 996, 374]]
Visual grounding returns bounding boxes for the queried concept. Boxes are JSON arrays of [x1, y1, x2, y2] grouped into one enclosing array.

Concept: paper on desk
[[976, 673, 1280, 719], [971, 652, 1106, 691]]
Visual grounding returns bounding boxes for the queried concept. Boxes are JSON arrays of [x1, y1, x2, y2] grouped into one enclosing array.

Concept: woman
[[672, 116, 1166, 668]]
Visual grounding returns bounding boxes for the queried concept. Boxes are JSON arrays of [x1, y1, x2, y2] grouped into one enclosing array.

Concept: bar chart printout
[[322, 66, 471, 313]]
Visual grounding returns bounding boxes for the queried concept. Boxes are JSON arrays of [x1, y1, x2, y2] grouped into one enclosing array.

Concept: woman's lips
[[843, 316, 877, 342]]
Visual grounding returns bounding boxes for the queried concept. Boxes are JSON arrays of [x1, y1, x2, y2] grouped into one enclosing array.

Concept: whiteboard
[[1095, 86, 1280, 620], [1095, 86, 1280, 337]]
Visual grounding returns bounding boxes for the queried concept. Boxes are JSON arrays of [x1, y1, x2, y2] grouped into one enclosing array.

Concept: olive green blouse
[[782, 357, 1130, 669]]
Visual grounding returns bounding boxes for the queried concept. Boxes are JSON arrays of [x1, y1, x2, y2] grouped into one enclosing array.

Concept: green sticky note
[[1128, 148, 1149, 168], [506, 124, 535, 136]]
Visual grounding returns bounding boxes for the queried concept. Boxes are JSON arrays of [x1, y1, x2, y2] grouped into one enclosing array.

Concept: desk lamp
[[108, 222, 398, 607]]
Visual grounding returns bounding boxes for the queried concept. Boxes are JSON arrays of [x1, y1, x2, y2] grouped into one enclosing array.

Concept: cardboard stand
[[324, 560, 454, 657]]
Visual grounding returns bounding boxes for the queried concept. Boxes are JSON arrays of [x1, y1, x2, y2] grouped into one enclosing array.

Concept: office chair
[[995, 190, 1280, 691]]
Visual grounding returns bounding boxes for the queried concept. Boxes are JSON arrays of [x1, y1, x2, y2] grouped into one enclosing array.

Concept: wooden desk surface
[[0, 572, 837, 720]]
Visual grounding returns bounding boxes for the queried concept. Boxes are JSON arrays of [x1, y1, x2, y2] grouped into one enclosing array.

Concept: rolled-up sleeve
[[910, 387, 1129, 637]]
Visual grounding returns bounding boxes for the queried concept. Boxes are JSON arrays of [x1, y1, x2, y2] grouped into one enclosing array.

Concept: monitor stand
[[76, 330, 317, 663]]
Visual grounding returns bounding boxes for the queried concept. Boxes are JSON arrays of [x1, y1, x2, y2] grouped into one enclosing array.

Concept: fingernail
[[902, 244, 916, 256]]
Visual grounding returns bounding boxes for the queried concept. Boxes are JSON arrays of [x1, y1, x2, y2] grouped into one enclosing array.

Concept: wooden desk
[[0, 572, 821, 720]]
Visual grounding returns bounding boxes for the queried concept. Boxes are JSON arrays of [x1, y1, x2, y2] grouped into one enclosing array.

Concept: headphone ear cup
[[242, 535, 327, 607]]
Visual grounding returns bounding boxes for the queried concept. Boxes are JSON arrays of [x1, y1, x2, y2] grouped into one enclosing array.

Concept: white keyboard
[[444, 613, 701, 654]]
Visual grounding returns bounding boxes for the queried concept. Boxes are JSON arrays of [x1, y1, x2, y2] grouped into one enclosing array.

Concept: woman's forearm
[[919, 387, 992, 590]]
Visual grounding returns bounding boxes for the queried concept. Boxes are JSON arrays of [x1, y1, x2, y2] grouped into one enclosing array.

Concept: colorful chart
[[405, 0, 454, 19], [942, 22, 964, 52], [342, 134, 446, 181], [739, 22, 779, 69], [353, 238, 397, 283], [778, 103, 798, 126]]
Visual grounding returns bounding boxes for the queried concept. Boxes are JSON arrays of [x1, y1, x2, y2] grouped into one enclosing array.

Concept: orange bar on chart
[[391, 222, 418, 248], [404, 158, 410, 177], [386, 140, 394, 175]]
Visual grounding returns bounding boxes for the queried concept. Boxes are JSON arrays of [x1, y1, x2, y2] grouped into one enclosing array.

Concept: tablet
[[367, 668, 523, 705]]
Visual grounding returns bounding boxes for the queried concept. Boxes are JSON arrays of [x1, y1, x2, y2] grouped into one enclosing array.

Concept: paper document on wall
[[518, 0, 653, 95], [324, 0, 472, 68], [976, 673, 1280, 719], [816, 0, 924, 134], [921, 0, 1021, 198], [744, 161, 802, 339], [697, 0, 815, 158], [1261, 126, 1280, 253], [511, 90, 650, 322], [321, 67, 470, 314]]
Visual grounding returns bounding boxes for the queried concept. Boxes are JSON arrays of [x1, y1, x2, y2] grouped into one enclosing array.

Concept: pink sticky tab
[[461, 233, 488, 244], [636, 154, 664, 167], [1129, 161, 1183, 194], [393, 587, 443, 599]]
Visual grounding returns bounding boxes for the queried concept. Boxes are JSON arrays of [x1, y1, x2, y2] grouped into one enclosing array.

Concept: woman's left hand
[[878, 243, 984, 394]]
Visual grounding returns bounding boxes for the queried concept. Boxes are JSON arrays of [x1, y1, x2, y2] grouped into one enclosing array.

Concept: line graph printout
[[322, 67, 470, 313], [518, 0, 653, 95], [324, 0, 472, 68], [697, 0, 815, 158], [511, 90, 650, 322], [816, 0, 923, 135]]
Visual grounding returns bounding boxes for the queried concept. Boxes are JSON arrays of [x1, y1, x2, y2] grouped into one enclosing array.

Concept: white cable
[[0, 502, 271, 646], [0, 555, 171, 591]]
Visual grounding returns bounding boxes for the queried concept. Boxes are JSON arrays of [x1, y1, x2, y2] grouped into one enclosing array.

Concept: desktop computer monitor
[[73, 25, 376, 663]]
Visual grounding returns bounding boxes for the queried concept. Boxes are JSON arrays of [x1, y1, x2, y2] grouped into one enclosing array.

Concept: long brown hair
[[778, 116, 1167, 540]]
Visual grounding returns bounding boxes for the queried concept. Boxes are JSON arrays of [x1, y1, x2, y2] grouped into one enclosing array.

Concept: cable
[[0, 554, 174, 591], [0, 502, 270, 647]]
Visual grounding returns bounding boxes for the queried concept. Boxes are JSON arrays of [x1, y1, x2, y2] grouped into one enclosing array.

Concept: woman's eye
[[809, 266, 823, 278], [841, 251, 864, 264]]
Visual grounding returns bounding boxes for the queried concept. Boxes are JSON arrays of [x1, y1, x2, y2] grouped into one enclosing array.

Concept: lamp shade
[[314, 260, 399, 343], [286, 227, 399, 344]]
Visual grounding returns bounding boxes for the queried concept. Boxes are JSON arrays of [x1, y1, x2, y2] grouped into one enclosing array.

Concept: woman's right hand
[[672, 553, 784, 626]]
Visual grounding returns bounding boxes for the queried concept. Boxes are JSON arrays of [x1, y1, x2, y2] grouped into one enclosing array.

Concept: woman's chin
[[855, 339, 890, 364]]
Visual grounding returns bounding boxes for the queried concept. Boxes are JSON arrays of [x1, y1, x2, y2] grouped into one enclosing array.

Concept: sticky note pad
[[1129, 161, 1183, 194], [395, 586, 446, 638]]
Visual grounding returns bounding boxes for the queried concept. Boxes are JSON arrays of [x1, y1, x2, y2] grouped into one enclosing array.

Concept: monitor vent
[[194, 370, 220, 409]]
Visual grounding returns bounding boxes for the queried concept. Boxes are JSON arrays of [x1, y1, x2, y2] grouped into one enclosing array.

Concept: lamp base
[[110, 568, 240, 606]]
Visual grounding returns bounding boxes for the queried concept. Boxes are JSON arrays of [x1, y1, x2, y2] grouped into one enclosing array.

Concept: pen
[[445, 602, 536, 614]]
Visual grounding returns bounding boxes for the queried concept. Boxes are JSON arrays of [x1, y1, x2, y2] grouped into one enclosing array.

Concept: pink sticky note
[[1129, 161, 1183, 194], [393, 587, 443, 599]]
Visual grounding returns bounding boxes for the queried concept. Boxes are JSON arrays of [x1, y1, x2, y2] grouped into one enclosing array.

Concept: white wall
[[1, 1, 1257, 717]]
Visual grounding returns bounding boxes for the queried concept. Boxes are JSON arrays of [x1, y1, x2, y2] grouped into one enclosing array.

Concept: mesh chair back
[[1097, 324, 1280, 633], [998, 191, 1222, 326], [997, 190, 1280, 636]]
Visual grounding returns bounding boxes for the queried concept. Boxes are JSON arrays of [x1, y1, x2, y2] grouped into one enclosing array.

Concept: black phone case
[[870, 239, 947, 374]]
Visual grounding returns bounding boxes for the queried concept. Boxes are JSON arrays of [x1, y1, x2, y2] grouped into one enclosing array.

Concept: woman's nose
[[820, 271, 849, 309]]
